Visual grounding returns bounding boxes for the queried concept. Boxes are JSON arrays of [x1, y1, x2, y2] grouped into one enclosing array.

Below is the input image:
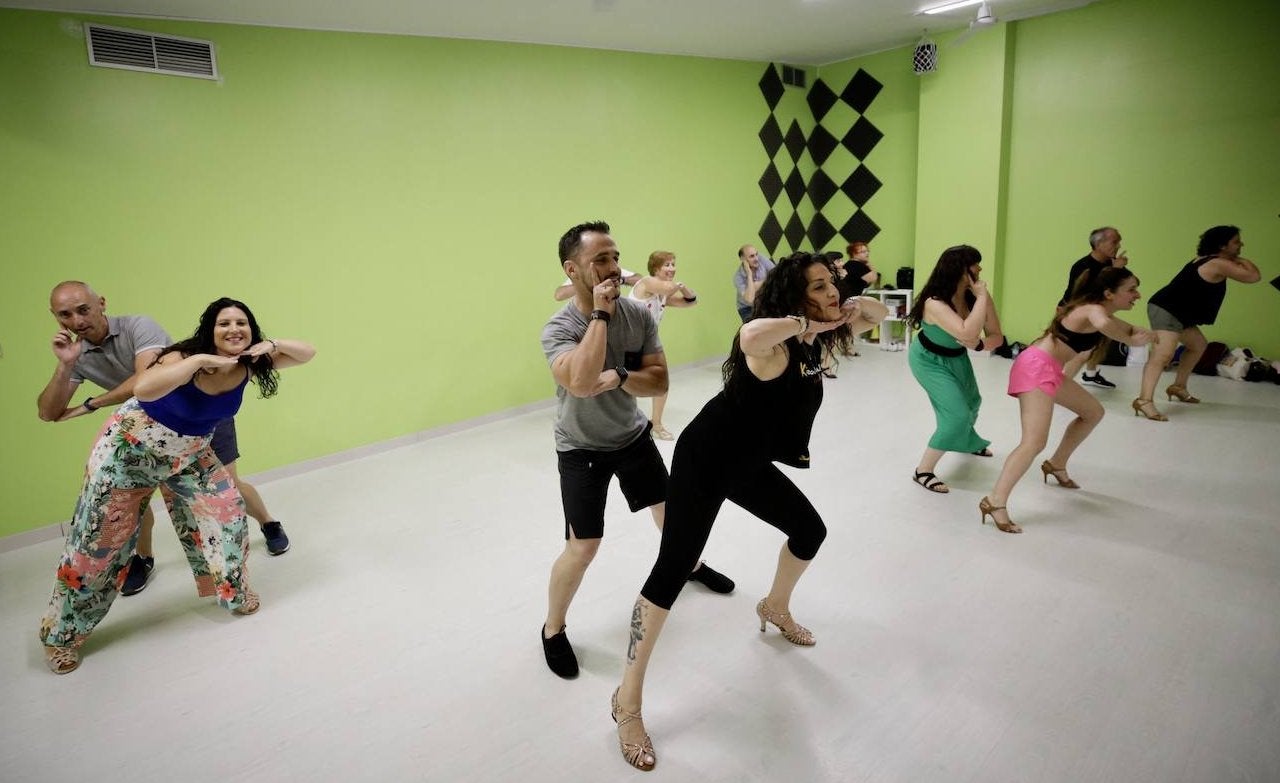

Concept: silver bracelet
[[787, 314, 808, 336], [268, 339, 279, 352]]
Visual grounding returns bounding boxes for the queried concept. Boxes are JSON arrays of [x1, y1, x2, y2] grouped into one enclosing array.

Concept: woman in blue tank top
[[1135, 226, 1262, 420], [905, 245, 1005, 494], [980, 269, 1151, 534], [39, 297, 315, 674]]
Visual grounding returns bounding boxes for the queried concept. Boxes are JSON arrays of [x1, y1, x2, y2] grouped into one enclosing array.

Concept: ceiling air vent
[[781, 64, 807, 89], [85, 23, 218, 80]]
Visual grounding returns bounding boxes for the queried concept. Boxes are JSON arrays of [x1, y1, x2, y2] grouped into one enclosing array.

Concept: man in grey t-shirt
[[733, 244, 774, 322], [537, 221, 734, 679]]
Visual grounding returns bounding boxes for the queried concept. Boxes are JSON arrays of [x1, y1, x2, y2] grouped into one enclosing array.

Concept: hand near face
[[592, 278, 621, 314], [50, 329, 82, 365], [970, 279, 990, 299], [195, 353, 240, 371], [243, 340, 275, 359], [1113, 251, 1129, 267]]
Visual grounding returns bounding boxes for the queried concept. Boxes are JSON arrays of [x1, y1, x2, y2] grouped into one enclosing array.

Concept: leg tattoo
[[627, 600, 645, 663]]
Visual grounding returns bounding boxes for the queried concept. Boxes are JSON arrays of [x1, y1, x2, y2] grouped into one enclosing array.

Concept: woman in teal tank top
[[905, 246, 1005, 493]]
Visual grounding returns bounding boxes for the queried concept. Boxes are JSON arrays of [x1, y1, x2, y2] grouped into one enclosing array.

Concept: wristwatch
[[615, 365, 630, 388], [82, 397, 98, 412]]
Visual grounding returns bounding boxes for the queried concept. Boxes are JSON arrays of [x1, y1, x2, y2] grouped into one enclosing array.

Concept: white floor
[[2, 351, 1278, 783]]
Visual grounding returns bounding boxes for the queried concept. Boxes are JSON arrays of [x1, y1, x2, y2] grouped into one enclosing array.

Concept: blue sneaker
[[121, 554, 155, 596], [261, 521, 290, 556]]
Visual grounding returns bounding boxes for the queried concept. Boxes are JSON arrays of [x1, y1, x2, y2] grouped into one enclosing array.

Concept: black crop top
[[1053, 324, 1103, 353]]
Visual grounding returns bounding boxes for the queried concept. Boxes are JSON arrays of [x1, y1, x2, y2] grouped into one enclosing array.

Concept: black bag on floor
[[1100, 339, 1128, 366], [1194, 341, 1229, 375]]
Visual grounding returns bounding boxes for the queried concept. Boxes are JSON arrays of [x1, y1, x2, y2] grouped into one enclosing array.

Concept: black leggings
[[640, 459, 827, 611]]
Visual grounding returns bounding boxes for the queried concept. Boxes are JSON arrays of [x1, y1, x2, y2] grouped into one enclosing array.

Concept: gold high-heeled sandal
[[979, 497, 1022, 534], [1166, 384, 1201, 404], [1132, 398, 1168, 421], [1040, 460, 1080, 489], [611, 687, 656, 771], [45, 645, 81, 675], [756, 598, 815, 646], [232, 590, 260, 616]]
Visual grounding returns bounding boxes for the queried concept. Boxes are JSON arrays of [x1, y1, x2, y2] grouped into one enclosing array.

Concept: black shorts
[[557, 426, 668, 540], [210, 418, 239, 465]]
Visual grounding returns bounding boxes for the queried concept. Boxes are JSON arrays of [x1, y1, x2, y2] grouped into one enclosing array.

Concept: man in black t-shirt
[[1060, 226, 1128, 388]]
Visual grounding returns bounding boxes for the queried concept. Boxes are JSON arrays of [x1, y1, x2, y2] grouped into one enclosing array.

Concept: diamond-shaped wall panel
[[841, 68, 883, 114], [760, 211, 784, 256], [842, 117, 883, 161], [783, 120, 807, 163], [759, 163, 784, 206], [807, 170, 838, 210], [807, 213, 838, 251], [806, 79, 838, 122], [759, 64, 785, 110], [841, 210, 881, 244], [807, 124, 838, 167], [759, 114, 783, 159], [783, 168, 806, 208], [784, 212, 807, 250], [841, 165, 882, 207]]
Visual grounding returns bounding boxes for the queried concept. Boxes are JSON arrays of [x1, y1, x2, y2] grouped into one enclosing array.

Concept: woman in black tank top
[[979, 268, 1152, 534], [1135, 226, 1262, 420], [606, 253, 886, 771]]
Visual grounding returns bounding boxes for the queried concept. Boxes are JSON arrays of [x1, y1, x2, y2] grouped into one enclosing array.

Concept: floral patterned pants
[[40, 400, 252, 650]]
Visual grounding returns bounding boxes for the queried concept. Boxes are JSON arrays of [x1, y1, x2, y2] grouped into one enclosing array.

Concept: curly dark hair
[[558, 220, 610, 265], [906, 245, 981, 329], [1196, 225, 1240, 257], [722, 251, 854, 394], [157, 297, 279, 398]]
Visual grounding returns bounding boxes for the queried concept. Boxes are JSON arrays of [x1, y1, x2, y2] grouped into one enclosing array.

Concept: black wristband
[[615, 365, 630, 388], [590, 309, 611, 323], [974, 339, 985, 351], [683, 294, 697, 303], [82, 397, 98, 412]]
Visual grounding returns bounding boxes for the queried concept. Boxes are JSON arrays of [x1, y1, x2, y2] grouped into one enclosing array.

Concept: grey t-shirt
[[541, 297, 662, 452], [71, 314, 171, 389]]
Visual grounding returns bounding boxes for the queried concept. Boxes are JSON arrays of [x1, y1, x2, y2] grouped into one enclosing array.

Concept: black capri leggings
[[640, 459, 827, 611]]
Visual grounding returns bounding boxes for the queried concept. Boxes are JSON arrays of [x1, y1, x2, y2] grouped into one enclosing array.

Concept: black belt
[[918, 331, 966, 357]]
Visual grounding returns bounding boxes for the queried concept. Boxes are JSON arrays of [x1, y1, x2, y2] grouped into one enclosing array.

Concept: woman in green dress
[[906, 245, 1004, 493]]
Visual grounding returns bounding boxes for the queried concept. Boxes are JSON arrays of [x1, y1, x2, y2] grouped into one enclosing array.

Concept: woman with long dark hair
[[980, 269, 1151, 533], [905, 245, 1004, 493], [1134, 226, 1262, 420], [606, 252, 887, 771], [39, 297, 315, 674]]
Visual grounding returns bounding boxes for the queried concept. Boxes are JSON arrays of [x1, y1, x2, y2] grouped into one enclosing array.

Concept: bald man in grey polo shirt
[[37, 281, 291, 596]]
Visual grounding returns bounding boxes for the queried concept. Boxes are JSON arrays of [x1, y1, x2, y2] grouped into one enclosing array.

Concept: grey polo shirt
[[541, 297, 661, 452], [71, 315, 171, 389]]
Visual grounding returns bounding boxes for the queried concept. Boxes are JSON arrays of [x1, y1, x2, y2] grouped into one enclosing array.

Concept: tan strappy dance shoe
[[1131, 398, 1168, 421], [611, 687, 656, 771], [45, 645, 80, 675], [979, 497, 1022, 534], [1040, 460, 1080, 489], [232, 590, 260, 616], [1166, 384, 1201, 404], [756, 598, 815, 646]]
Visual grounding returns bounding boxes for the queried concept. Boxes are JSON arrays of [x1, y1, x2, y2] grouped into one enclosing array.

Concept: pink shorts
[[1007, 346, 1064, 397]]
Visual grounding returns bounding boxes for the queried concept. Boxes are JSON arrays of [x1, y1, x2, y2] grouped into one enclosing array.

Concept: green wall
[[2, 0, 1277, 538], [827, 0, 1277, 351], [0, 10, 766, 536]]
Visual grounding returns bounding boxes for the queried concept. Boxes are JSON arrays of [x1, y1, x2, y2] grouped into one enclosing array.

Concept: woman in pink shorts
[[980, 268, 1152, 533]]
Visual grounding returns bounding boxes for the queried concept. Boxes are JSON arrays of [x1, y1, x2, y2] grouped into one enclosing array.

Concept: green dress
[[907, 321, 990, 453]]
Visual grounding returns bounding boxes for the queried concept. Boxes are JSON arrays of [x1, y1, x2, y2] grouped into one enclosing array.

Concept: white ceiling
[[0, 0, 1097, 65]]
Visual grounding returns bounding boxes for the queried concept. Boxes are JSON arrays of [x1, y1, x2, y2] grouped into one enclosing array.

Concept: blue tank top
[[140, 369, 250, 436]]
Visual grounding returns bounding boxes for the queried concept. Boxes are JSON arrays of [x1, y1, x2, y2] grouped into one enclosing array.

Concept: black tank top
[[696, 338, 824, 469], [1149, 257, 1227, 326]]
